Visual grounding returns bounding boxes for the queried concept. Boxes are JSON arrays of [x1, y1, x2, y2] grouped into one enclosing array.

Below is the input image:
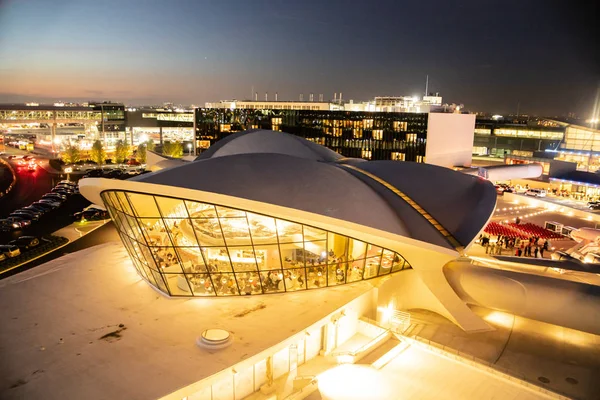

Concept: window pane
[[123, 214, 144, 242], [215, 205, 246, 218], [155, 196, 188, 218], [364, 257, 381, 279], [163, 274, 192, 296], [235, 271, 263, 295], [191, 218, 225, 246], [153, 246, 183, 273], [127, 193, 161, 217], [349, 238, 367, 260], [347, 258, 365, 282], [366, 244, 383, 258], [392, 253, 406, 272], [220, 217, 252, 246], [328, 232, 349, 261], [138, 218, 169, 246], [185, 201, 217, 218], [254, 244, 282, 270], [162, 217, 194, 247], [228, 246, 258, 272], [187, 273, 216, 296], [306, 266, 327, 288], [260, 270, 285, 293], [379, 250, 394, 275], [202, 247, 233, 272], [247, 213, 278, 244], [212, 273, 239, 296], [276, 219, 304, 243], [106, 192, 121, 211], [328, 259, 347, 286], [176, 247, 205, 273], [304, 240, 327, 264], [149, 269, 168, 293], [283, 268, 306, 291], [279, 242, 304, 268], [304, 226, 327, 241], [116, 192, 135, 215]]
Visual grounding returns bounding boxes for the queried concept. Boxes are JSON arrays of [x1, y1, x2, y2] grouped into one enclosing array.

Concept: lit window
[[373, 130, 383, 140], [363, 119, 374, 129], [362, 149, 372, 159], [220, 124, 231, 132], [406, 133, 417, 142], [393, 121, 407, 132], [391, 152, 405, 161]]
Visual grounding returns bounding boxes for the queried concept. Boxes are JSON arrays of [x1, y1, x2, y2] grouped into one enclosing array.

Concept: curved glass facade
[[101, 190, 411, 297]]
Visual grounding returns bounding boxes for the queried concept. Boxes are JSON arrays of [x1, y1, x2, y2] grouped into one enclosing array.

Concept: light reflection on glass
[[101, 190, 411, 297]]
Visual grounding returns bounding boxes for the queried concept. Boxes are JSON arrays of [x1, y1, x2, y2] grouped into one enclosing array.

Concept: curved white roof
[[83, 130, 496, 251], [197, 129, 343, 162]]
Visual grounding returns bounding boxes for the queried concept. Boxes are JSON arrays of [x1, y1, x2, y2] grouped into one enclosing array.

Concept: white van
[[525, 188, 546, 197]]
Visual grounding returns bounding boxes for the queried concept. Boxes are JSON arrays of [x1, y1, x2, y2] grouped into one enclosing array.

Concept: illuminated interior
[[101, 190, 411, 297]]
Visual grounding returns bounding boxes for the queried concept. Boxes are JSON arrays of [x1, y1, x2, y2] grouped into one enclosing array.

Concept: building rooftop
[[0, 243, 376, 400]]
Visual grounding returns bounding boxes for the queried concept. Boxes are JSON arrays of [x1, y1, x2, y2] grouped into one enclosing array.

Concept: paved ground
[[407, 306, 600, 400]]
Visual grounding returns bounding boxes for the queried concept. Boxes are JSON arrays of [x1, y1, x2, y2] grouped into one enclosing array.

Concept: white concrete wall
[[425, 113, 476, 168], [445, 261, 600, 335]]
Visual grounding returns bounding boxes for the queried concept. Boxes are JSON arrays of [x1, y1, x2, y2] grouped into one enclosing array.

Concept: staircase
[[357, 337, 401, 365]]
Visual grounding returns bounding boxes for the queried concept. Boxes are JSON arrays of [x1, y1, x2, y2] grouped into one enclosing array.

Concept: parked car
[[9, 211, 40, 221], [58, 180, 78, 187], [55, 183, 77, 189], [525, 188, 546, 197], [6, 216, 31, 227], [52, 186, 74, 194], [0, 244, 21, 258], [9, 236, 40, 250], [82, 169, 104, 178], [0, 219, 22, 232], [589, 203, 600, 210], [73, 209, 109, 221], [22, 205, 47, 215], [37, 199, 61, 208], [31, 201, 57, 211], [42, 193, 66, 202]]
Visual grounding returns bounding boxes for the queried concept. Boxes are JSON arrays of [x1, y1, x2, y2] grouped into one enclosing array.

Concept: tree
[[136, 142, 147, 163], [62, 143, 81, 164], [162, 141, 183, 158], [90, 140, 106, 165], [146, 140, 155, 152], [115, 139, 130, 164]]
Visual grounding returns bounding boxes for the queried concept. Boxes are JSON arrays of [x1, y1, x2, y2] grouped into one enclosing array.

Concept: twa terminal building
[[80, 130, 496, 331], [4, 130, 600, 400]]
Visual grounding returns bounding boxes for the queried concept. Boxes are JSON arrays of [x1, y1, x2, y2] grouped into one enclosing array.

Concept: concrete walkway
[[406, 306, 600, 400]]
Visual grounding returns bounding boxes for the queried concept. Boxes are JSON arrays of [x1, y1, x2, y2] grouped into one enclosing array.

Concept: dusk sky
[[0, 0, 597, 116]]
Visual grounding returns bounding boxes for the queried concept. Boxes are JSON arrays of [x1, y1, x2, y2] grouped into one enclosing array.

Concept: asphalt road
[[0, 221, 120, 279]]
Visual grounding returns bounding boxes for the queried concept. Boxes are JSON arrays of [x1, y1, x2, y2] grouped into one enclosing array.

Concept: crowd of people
[[479, 234, 550, 258]]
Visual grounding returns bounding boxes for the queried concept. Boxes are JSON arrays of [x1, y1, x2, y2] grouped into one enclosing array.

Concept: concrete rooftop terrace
[[0, 243, 376, 400]]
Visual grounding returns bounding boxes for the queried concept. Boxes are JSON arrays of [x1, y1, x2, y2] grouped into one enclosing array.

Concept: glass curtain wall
[[102, 190, 411, 297]]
